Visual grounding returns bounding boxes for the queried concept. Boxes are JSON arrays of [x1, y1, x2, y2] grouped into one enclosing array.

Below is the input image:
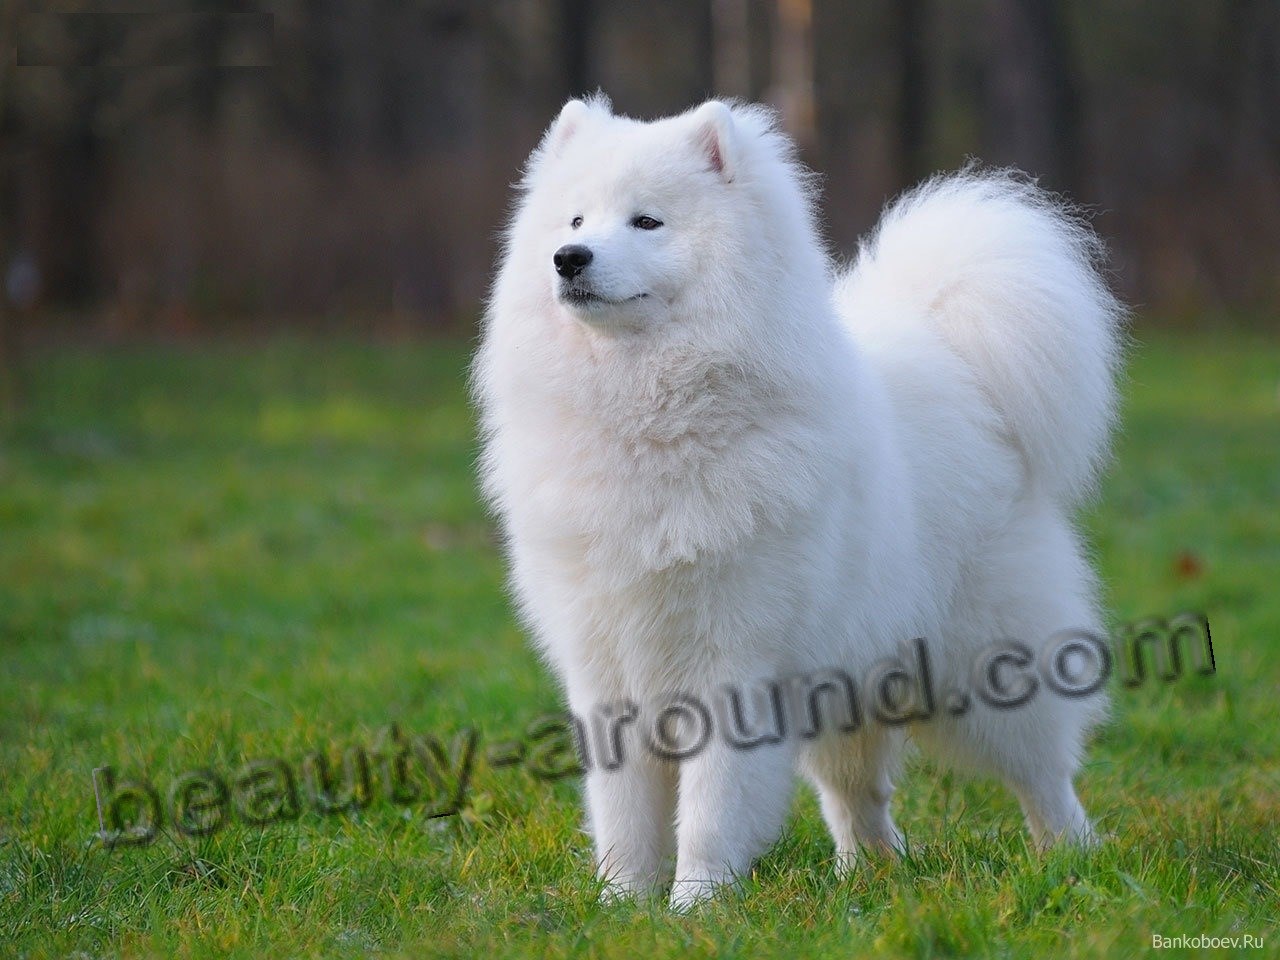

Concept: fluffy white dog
[[473, 96, 1124, 908]]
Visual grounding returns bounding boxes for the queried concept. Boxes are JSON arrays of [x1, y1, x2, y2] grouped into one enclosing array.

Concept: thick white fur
[[473, 97, 1124, 909]]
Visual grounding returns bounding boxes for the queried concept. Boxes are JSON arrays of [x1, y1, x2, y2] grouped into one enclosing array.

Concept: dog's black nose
[[554, 244, 593, 279]]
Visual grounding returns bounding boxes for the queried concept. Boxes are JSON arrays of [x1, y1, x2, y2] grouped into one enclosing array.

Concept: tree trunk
[[983, 0, 1081, 192], [895, 0, 929, 187], [0, 0, 19, 418], [711, 0, 751, 99], [560, 0, 594, 98]]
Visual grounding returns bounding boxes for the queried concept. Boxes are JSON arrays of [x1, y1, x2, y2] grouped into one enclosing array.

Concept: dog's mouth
[[559, 284, 649, 308]]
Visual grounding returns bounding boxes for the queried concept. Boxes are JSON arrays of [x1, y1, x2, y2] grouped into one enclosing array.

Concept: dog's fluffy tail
[[837, 170, 1126, 505]]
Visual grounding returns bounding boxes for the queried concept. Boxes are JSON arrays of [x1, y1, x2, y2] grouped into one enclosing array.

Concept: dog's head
[[512, 96, 815, 336]]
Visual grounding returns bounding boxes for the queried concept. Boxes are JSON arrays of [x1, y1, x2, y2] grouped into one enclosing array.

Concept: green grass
[[1, 332, 1277, 958]]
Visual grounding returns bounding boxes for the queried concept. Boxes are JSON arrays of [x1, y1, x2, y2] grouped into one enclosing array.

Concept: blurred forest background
[[1, 0, 1277, 358]]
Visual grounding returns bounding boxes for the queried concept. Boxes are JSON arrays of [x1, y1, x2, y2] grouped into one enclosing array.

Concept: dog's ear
[[689, 101, 737, 182], [544, 99, 593, 157]]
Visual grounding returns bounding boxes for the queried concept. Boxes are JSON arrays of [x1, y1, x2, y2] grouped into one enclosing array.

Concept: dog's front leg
[[670, 737, 796, 909], [584, 744, 677, 900]]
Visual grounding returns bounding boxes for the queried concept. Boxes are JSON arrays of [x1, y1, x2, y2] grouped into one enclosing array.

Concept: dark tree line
[[0, 0, 1276, 352]]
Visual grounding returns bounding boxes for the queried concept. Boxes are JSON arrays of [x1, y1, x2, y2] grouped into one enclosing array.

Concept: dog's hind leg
[[914, 497, 1108, 850], [800, 727, 907, 872], [1010, 773, 1098, 848]]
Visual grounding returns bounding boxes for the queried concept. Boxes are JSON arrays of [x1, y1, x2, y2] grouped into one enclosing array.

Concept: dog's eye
[[570, 216, 583, 229], [631, 215, 663, 230]]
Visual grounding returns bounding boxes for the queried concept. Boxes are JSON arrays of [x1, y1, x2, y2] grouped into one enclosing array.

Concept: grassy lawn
[[1, 331, 1277, 958]]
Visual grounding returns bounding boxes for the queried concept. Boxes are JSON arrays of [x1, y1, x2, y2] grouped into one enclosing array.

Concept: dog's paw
[[668, 880, 715, 912], [596, 871, 669, 906], [597, 880, 638, 905], [668, 869, 739, 911]]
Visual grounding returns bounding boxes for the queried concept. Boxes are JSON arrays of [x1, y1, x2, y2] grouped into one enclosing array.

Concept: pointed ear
[[543, 99, 593, 157], [689, 101, 737, 181]]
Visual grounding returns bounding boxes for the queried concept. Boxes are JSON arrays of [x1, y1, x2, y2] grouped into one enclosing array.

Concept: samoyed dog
[[473, 96, 1123, 908]]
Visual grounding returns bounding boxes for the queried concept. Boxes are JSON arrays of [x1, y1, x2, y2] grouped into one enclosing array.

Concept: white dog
[[473, 96, 1123, 908]]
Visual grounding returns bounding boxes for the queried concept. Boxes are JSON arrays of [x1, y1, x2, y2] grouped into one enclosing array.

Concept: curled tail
[[838, 170, 1126, 504]]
